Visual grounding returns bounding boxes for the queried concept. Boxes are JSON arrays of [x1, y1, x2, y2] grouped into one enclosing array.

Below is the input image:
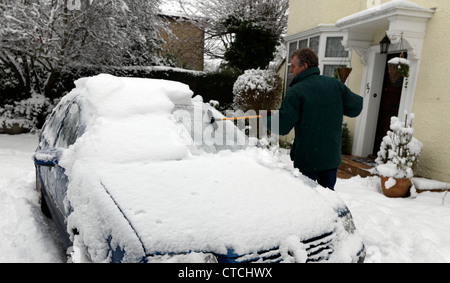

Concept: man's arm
[[266, 91, 301, 136], [342, 86, 363, 118]]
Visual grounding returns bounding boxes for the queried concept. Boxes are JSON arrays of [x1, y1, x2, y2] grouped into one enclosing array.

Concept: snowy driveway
[[1, 134, 449, 263]]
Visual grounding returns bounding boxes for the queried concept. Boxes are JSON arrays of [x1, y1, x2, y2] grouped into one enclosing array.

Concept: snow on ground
[[336, 176, 450, 263], [1, 133, 450, 263], [0, 134, 65, 263]]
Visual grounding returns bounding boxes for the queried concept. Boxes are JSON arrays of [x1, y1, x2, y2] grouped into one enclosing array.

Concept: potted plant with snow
[[388, 55, 409, 88], [374, 113, 422, 197]]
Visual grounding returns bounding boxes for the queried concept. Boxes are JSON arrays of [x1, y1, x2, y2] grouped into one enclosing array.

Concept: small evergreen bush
[[375, 113, 423, 178], [341, 122, 352, 155]]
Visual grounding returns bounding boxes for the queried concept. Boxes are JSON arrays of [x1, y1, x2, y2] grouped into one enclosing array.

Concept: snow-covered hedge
[[233, 69, 281, 112], [0, 94, 53, 134]]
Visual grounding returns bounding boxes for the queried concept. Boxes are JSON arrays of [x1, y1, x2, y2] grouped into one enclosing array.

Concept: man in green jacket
[[267, 48, 363, 190]]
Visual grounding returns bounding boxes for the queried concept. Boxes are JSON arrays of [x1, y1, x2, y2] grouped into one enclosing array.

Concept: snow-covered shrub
[[0, 94, 53, 134], [233, 69, 282, 112], [375, 113, 422, 179]]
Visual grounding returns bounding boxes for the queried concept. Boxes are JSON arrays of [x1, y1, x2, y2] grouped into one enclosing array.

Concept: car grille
[[303, 231, 334, 262], [217, 231, 334, 263]]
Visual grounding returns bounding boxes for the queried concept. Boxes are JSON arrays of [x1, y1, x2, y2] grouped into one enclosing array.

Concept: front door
[[372, 52, 406, 156]]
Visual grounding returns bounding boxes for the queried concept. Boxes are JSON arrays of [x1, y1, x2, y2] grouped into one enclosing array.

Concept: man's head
[[289, 48, 319, 77]]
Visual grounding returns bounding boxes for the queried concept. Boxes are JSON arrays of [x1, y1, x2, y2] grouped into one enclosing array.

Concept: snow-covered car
[[34, 74, 365, 263]]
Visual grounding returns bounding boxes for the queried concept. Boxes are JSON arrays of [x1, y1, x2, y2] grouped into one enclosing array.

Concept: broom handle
[[219, 115, 261, 121]]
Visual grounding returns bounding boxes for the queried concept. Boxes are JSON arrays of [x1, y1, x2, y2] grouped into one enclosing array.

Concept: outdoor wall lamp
[[380, 33, 391, 54]]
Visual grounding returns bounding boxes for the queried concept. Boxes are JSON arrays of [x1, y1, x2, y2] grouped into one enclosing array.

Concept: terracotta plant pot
[[380, 176, 411, 198], [337, 67, 352, 83], [387, 56, 409, 88]]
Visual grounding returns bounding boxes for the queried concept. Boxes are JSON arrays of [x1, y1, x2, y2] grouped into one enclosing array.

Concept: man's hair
[[291, 48, 319, 68]]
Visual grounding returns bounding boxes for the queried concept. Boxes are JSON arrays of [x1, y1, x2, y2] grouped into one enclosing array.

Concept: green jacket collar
[[289, 66, 321, 87]]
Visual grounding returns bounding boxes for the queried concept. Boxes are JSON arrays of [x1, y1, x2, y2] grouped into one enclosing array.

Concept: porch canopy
[[334, 0, 435, 158], [335, 0, 435, 64]]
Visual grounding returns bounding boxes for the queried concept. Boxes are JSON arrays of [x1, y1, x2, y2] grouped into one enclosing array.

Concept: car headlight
[[337, 208, 366, 263], [147, 252, 218, 263], [340, 210, 356, 234]]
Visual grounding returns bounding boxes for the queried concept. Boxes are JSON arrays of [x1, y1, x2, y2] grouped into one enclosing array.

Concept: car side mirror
[[33, 149, 64, 167]]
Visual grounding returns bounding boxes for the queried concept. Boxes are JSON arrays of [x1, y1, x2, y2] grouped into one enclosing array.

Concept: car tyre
[[36, 169, 52, 218], [40, 190, 52, 218]]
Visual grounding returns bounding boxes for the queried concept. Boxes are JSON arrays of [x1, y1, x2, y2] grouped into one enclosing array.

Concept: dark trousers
[[301, 168, 337, 191]]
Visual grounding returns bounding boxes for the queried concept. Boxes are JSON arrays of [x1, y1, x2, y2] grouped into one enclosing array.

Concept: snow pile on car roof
[[62, 74, 196, 163], [76, 73, 194, 117]]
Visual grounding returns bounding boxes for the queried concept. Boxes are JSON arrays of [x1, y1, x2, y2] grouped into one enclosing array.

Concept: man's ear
[[304, 63, 309, 69]]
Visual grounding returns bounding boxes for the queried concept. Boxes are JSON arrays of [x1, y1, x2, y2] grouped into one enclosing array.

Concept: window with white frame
[[325, 37, 348, 58], [284, 26, 351, 94]]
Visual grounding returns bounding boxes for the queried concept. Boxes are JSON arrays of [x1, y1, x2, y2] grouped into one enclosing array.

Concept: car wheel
[[36, 168, 51, 218], [40, 190, 52, 218]]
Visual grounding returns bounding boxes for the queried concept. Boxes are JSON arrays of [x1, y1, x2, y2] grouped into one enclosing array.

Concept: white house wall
[[410, 0, 450, 182]]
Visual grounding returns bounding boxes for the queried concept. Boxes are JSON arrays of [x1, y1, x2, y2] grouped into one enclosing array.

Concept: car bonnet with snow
[[35, 74, 365, 263]]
